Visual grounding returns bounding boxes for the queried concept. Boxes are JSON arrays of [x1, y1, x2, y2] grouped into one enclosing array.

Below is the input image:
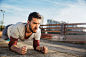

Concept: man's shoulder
[[37, 28, 41, 32], [15, 22, 26, 26], [14, 22, 27, 28], [9, 22, 26, 39], [33, 28, 41, 40]]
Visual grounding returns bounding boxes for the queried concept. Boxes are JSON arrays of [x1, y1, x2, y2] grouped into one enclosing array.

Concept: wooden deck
[[0, 37, 86, 57]]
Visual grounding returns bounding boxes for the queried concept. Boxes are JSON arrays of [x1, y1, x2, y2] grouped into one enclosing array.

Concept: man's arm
[[11, 45, 27, 55], [9, 36, 27, 55], [36, 46, 48, 54], [33, 39, 48, 54], [10, 45, 21, 54]]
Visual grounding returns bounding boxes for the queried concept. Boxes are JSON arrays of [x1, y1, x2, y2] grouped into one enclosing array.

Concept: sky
[[0, 0, 86, 26]]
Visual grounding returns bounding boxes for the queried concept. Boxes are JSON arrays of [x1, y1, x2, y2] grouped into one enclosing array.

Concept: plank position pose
[[2, 12, 48, 55]]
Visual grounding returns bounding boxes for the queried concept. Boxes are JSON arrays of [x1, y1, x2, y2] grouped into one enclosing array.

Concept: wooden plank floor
[[0, 37, 86, 57]]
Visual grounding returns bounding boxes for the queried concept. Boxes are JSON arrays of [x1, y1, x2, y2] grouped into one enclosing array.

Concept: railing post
[[60, 23, 64, 35], [63, 24, 66, 41], [64, 24, 66, 35], [60, 23, 66, 41]]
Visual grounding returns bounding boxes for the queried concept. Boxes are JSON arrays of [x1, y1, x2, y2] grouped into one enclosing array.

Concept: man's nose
[[36, 24, 39, 28]]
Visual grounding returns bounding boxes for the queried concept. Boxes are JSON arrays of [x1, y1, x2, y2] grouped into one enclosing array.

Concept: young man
[[2, 12, 48, 55]]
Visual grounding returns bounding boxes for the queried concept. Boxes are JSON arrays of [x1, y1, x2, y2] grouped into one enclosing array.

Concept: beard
[[29, 24, 37, 33]]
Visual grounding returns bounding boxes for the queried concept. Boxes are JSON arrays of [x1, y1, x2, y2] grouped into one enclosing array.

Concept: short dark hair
[[28, 12, 42, 21]]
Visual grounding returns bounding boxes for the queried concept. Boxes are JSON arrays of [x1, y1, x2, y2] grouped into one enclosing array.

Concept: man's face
[[29, 18, 41, 33]]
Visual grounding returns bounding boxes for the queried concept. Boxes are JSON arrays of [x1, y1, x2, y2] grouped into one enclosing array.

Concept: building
[[47, 19, 66, 31], [40, 15, 44, 25], [47, 19, 85, 32]]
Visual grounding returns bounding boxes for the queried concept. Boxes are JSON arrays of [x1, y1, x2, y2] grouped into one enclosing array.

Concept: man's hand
[[41, 46, 48, 54], [19, 46, 27, 55], [36, 46, 48, 54], [11, 45, 27, 55]]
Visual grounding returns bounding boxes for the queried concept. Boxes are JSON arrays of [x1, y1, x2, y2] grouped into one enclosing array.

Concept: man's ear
[[27, 20, 30, 24]]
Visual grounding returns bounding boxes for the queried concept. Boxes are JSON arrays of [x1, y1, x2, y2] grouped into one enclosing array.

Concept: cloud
[[39, 0, 86, 25], [42, 0, 75, 7], [0, 3, 52, 25], [0, 4, 29, 25], [54, 6, 86, 23], [0, 0, 86, 25], [0, 3, 56, 25], [1, 3, 28, 15], [35, 0, 86, 24], [51, 0, 86, 23]]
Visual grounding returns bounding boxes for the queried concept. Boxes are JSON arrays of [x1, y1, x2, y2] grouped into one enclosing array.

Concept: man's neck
[[25, 25, 32, 37], [26, 25, 32, 33]]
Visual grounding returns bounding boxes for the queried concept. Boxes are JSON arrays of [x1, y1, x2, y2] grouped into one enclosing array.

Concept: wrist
[[17, 48, 21, 54], [40, 47, 42, 52]]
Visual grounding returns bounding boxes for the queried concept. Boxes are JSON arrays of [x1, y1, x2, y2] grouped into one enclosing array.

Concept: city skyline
[[0, 0, 86, 26]]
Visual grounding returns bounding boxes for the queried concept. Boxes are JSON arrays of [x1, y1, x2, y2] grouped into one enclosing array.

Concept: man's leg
[[2, 28, 9, 40], [2, 24, 13, 40]]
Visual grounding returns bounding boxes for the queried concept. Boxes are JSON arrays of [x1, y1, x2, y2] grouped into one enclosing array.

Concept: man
[[2, 12, 48, 55]]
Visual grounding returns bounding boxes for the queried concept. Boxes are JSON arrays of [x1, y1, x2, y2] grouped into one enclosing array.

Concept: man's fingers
[[41, 46, 46, 52], [22, 46, 27, 48], [44, 47, 48, 54], [21, 49, 27, 55], [21, 46, 27, 55], [22, 46, 27, 50], [41, 47, 44, 52], [41, 46, 48, 54], [22, 51, 27, 53], [22, 48, 27, 50]]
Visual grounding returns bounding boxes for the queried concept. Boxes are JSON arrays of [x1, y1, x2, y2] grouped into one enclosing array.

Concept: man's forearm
[[10, 45, 21, 54]]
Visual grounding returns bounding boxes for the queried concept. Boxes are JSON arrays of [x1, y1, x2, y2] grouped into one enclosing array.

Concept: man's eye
[[34, 23, 36, 24], [33, 22, 36, 24], [38, 23, 40, 25]]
